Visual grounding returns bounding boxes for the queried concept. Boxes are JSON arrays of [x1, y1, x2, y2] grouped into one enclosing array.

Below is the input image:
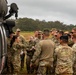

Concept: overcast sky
[[8, 0, 76, 25]]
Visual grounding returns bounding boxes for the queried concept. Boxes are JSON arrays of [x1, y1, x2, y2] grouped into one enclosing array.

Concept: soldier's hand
[[30, 62, 34, 68], [30, 62, 33, 68]]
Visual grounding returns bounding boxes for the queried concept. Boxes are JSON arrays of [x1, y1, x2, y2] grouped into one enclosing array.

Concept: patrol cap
[[60, 35, 68, 41], [16, 28, 21, 32]]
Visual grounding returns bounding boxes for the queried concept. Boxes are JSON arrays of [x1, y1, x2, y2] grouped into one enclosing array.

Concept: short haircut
[[43, 29, 50, 36], [60, 35, 68, 42], [72, 27, 76, 31], [58, 30, 64, 35]]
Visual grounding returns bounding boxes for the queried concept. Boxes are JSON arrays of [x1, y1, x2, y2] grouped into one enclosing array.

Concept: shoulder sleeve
[[31, 41, 42, 63], [72, 44, 76, 52], [20, 35, 28, 48]]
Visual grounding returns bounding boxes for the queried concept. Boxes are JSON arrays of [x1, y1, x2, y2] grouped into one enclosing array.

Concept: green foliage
[[14, 17, 76, 31]]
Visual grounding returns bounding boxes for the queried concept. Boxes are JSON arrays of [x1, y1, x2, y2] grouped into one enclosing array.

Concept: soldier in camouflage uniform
[[15, 28, 28, 70], [51, 30, 64, 74], [26, 31, 43, 74], [50, 28, 57, 43], [72, 35, 76, 75], [54, 35, 74, 75], [10, 35, 25, 74], [26, 36, 36, 74], [55, 30, 64, 47], [7, 32, 14, 74], [71, 28, 76, 75], [64, 31, 74, 47], [50, 30, 64, 48], [30, 29, 55, 75]]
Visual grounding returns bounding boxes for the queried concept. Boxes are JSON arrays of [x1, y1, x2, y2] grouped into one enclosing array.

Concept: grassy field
[[21, 31, 34, 40]]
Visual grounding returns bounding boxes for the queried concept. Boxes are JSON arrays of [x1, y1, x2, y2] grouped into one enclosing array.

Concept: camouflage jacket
[[55, 45, 74, 74], [26, 40, 36, 58], [51, 36, 60, 48], [72, 43, 76, 62], [31, 38, 55, 67], [17, 35, 28, 49]]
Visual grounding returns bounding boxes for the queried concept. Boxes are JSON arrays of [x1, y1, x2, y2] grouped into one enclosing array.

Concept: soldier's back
[[38, 39, 55, 63], [55, 45, 74, 74]]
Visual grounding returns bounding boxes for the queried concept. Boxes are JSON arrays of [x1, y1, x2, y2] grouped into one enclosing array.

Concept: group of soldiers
[[6, 27, 76, 75]]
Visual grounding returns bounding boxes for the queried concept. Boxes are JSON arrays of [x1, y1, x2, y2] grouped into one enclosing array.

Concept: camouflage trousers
[[37, 65, 54, 75], [7, 55, 14, 73], [26, 56, 38, 74], [12, 54, 20, 74]]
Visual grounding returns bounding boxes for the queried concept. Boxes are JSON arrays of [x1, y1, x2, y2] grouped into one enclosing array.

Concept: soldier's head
[[72, 34, 76, 43], [60, 35, 68, 44], [56, 30, 64, 40], [34, 30, 39, 37], [43, 29, 50, 38], [9, 31, 15, 39], [50, 28, 57, 36], [16, 28, 21, 36], [72, 27, 76, 36], [38, 31, 43, 39]]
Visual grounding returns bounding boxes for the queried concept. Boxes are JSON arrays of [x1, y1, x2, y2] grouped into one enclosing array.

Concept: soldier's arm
[[12, 43, 18, 51], [53, 47, 58, 68], [20, 35, 28, 48], [72, 45, 76, 62], [31, 42, 41, 63], [12, 42, 23, 50]]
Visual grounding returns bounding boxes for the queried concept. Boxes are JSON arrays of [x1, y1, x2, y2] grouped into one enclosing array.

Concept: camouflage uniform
[[26, 40, 36, 73], [51, 36, 60, 48], [17, 35, 28, 69], [7, 38, 14, 73], [72, 43, 76, 75], [55, 45, 74, 75], [12, 42, 25, 74], [18, 35, 28, 47], [31, 39, 55, 75], [68, 39, 74, 47], [51, 36, 60, 74]]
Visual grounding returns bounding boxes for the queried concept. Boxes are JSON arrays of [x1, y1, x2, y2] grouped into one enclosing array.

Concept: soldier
[[72, 35, 76, 75], [54, 35, 74, 75], [15, 28, 27, 70], [7, 31, 14, 74], [71, 28, 76, 75], [26, 36, 36, 74], [50, 28, 57, 42], [10, 35, 25, 74], [64, 31, 74, 47], [72, 27, 76, 37], [54, 30, 64, 47], [26, 31, 43, 74], [30, 29, 55, 75], [33, 30, 43, 43]]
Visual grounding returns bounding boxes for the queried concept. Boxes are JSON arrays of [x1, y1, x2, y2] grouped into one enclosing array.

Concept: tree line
[[14, 17, 76, 31]]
